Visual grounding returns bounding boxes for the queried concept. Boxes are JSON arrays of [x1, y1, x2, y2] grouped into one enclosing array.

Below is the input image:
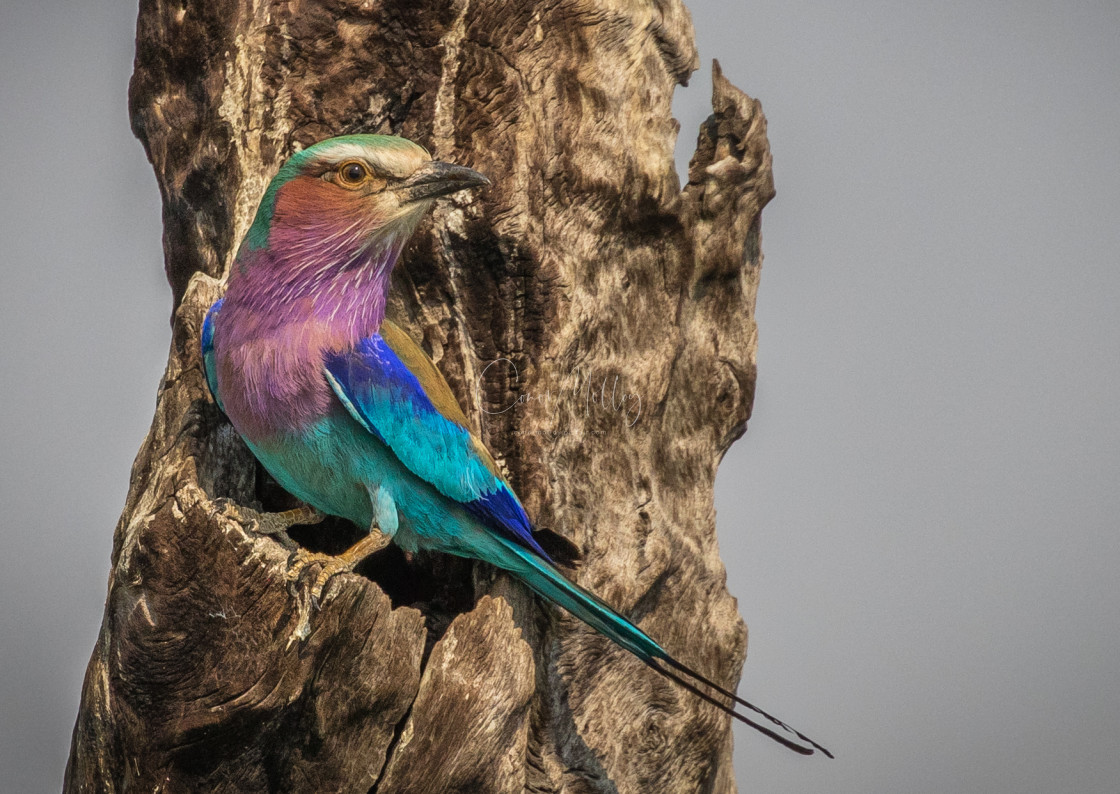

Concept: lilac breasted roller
[[202, 134, 830, 757]]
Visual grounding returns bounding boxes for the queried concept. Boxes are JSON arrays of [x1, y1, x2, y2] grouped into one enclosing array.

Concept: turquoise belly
[[246, 413, 487, 558]]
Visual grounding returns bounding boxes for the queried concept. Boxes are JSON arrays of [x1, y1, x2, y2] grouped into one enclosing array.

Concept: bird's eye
[[337, 161, 370, 186]]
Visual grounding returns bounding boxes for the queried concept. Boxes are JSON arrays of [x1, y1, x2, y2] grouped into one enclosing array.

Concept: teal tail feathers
[[495, 535, 833, 758]]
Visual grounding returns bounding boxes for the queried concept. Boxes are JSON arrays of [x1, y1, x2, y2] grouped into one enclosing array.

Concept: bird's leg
[[287, 486, 398, 605], [286, 526, 393, 605], [254, 505, 326, 535], [221, 501, 325, 551]]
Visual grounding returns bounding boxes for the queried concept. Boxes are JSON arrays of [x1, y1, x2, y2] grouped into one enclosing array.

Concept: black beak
[[395, 161, 490, 204]]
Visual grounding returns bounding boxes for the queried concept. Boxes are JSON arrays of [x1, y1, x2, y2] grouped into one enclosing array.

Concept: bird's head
[[243, 134, 489, 259]]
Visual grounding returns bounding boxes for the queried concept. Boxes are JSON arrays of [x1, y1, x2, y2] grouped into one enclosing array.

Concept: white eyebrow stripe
[[311, 141, 425, 178]]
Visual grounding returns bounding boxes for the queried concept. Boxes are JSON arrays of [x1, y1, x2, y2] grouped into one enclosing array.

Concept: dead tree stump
[[66, 1, 775, 791]]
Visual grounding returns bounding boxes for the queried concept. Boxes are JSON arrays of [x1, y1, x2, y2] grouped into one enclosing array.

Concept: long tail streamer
[[496, 534, 833, 757]]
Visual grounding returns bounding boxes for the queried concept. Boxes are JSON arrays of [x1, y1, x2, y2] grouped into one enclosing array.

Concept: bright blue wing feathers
[[323, 333, 550, 560]]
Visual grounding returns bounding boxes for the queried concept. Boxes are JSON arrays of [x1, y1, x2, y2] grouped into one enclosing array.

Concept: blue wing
[[323, 326, 550, 560], [201, 298, 225, 411]]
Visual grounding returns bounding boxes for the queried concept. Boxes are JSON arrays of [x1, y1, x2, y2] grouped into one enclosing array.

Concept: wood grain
[[67, 2, 775, 791]]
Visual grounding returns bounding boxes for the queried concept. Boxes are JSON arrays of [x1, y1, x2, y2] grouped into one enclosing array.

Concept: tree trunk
[[66, 1, 774, 791]]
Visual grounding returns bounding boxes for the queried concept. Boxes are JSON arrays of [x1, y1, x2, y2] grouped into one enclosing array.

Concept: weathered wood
[[67, 2, 774, 791]]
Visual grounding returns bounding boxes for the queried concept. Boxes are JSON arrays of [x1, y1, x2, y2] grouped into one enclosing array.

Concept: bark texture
[[67, 1, 774, 791]]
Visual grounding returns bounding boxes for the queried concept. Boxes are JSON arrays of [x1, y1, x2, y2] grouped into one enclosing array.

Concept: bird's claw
[[213, 500, 323, 552], [213, 499, 324, 534], [284, 529, 392, 607], [211, 497, 241, 522], [286, 549, 349, 607]]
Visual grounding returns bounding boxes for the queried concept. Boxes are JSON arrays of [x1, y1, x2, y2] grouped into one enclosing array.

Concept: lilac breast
[[212, 304, 340, 440], [213, 227, 396, 441]]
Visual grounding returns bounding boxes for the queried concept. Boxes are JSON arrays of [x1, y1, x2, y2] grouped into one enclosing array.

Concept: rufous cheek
[[274, 176, 362, 221]]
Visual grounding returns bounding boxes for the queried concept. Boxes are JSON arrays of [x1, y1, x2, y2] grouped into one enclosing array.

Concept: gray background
[[2, 1, 1117, 791]]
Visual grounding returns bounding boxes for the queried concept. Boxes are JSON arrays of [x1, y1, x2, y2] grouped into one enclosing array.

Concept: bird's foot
[[286, 529, 392, 606], [251, 505, 325, 535], [218, 500, 325, 551]]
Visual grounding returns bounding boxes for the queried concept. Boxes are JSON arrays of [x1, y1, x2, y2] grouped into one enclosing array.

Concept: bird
[[202, 133, 831, 758]]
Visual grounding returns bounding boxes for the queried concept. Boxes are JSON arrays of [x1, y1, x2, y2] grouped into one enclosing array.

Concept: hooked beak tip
[[396, 161, 491, 204]]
